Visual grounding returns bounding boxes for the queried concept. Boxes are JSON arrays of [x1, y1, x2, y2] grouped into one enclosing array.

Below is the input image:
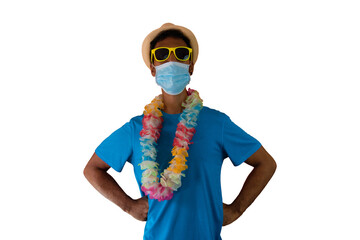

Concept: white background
[[1, 0, 359, 239]]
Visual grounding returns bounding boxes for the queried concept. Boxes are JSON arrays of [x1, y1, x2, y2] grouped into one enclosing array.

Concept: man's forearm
[[84, 168, 133, 213], [232, 162, 276, 215]]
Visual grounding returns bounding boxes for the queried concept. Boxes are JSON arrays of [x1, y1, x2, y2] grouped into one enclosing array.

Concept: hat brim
[[142, 23, 199, 69]]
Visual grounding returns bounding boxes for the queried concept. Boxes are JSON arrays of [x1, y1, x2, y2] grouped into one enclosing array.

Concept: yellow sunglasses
[[151, 46, 192, 63]]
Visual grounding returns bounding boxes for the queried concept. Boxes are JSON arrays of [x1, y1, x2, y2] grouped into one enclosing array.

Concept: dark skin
[[83, 36, 277, 226]]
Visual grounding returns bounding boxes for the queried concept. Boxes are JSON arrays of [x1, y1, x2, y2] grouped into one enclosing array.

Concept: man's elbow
[[271, 159, 277, 173], [83, 164, 99, 182], [266, 157, 277, 176], [83, 165, 92, 181], [258, 156, 277, 175]]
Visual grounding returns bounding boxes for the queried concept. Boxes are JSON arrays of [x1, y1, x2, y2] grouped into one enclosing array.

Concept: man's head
[[142, 23, 199, 71], [149, 31, 194, 76]]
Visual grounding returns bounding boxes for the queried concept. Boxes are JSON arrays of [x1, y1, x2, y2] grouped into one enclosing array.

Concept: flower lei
[[138, 88, 203, 201]]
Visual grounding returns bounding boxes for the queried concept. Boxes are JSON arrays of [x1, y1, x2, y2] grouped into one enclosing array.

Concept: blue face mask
[[154, 62, 191, 95]]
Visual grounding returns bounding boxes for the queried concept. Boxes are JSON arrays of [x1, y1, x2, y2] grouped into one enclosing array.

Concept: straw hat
[[142, 23, 199, 69]]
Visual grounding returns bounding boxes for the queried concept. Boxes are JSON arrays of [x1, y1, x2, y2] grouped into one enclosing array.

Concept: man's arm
[[83, 152, 148, 221], [223, 146, 277, 226]]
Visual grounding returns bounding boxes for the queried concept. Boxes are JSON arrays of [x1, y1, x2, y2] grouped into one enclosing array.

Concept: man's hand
[[128, 196, 149, 221], [222, 203, 242, 226]]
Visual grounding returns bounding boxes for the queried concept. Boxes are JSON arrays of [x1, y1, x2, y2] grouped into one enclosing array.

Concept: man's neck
[[162, 88, 188, 114]]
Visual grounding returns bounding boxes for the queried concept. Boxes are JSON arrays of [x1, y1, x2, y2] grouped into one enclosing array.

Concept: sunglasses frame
[[151, 46, 193, 63]]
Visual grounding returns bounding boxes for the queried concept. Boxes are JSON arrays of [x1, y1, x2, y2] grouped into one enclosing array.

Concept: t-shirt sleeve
[[95, 121, 133, 172], [222, 116, 262, 166]]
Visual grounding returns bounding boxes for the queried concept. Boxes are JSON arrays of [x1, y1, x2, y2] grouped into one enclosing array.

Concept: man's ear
[[150, 64, 156, 77], [189, 62, 194, 76]]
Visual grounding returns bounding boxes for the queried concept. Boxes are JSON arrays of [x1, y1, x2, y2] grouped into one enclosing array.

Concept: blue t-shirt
[[95, 106, 261, 240]]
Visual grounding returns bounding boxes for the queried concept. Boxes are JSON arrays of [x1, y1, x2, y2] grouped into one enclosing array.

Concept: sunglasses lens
[[175, 47, 190, 60], [155, 48, 169, 61]]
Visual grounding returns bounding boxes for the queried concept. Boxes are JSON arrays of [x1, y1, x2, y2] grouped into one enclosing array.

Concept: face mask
[[154, 62, 191, 95]]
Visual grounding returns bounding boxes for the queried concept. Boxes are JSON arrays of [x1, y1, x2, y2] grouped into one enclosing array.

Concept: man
[[84, 23, 276, 240]]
